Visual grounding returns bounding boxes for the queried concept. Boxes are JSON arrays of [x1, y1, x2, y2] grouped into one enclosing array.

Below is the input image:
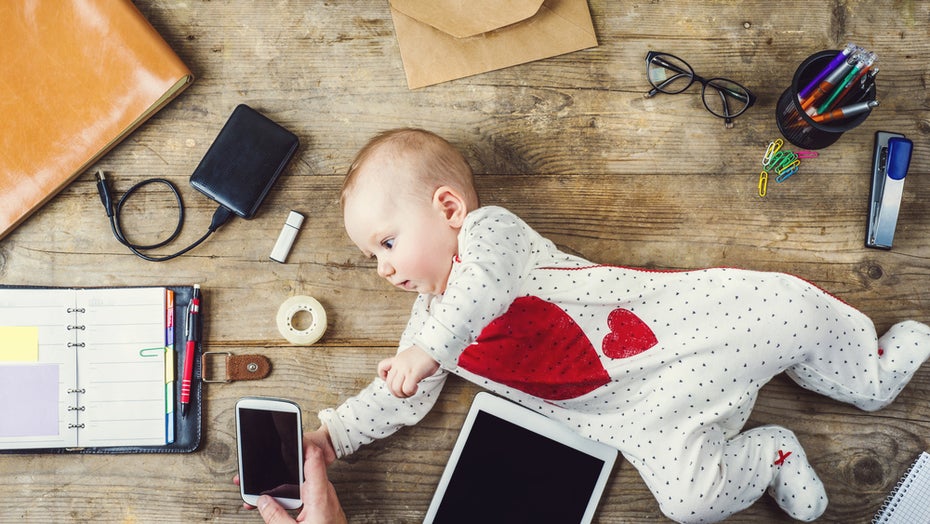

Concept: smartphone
[[236, 397, 305, 509]]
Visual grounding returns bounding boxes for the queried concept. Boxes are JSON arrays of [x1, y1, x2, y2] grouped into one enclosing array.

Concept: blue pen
[[798, 43, 857, 100]]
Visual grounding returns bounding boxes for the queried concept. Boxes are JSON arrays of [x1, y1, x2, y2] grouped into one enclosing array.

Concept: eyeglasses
[[644, 51, 756, 128]]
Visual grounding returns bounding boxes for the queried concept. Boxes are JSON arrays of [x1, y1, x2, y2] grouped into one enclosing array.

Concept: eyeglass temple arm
[[712, 89, 735, 128]]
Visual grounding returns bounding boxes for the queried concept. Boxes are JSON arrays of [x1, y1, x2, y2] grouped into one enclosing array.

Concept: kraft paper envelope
[[389, 0, 598, 89]]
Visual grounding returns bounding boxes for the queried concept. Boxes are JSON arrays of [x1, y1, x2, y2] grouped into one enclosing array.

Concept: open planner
[[0, 286, 202, 453]]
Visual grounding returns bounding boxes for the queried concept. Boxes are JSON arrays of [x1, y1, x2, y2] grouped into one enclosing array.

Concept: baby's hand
[[377, 345, 440, 398]]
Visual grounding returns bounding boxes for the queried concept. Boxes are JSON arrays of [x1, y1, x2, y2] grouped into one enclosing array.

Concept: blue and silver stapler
[[866, 131, 914, 249]]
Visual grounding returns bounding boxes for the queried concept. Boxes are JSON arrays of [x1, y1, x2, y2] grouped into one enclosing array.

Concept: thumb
[[257, 495, 294, 524], [377, 358, 393, 380]]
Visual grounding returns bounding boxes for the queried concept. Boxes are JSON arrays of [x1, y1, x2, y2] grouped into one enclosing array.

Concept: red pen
[[181, 284, 201, 417]]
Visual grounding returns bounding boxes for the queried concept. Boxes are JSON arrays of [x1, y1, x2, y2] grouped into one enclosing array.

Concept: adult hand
[[234, 438, 346, 524]]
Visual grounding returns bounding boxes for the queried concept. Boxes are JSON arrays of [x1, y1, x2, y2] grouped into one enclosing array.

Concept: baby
[[311, 128, 930, 523]]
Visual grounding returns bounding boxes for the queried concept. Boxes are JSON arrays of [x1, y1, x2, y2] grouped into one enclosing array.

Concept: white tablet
[[424, 392, 618, 524]]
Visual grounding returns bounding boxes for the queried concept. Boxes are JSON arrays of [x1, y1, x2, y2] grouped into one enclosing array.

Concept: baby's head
[[341, 128, 479, 211], [341, 129, 479, 295]]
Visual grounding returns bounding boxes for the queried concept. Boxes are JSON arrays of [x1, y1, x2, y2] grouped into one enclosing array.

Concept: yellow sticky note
[[0, 326, 39, 362]]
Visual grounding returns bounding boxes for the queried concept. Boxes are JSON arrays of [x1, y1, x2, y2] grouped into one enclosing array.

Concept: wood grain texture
[[1, 0, 929, 522]]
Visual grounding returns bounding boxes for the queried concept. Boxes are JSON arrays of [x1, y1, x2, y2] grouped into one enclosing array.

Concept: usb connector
[[95, 170, 114, 218]]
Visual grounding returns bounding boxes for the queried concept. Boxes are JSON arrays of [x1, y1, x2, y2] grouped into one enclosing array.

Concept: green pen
[[816, 52, 875, 114]]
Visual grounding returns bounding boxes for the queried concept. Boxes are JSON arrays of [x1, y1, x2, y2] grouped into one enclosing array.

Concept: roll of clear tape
[[276, 295, 327, 345]]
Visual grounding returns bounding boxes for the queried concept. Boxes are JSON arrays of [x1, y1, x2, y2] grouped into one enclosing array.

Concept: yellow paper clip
[[776, 158, 801, 175], [762, 139, 784, 167], [758, 170, 768, 197]]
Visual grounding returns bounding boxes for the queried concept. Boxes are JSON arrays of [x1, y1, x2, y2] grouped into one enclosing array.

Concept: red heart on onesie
[[601, 308, 658, 359], [458, 296, 610, 400]]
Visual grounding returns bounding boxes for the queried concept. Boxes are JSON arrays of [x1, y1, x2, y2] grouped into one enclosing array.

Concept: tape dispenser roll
[[276, 295, 327, 345]]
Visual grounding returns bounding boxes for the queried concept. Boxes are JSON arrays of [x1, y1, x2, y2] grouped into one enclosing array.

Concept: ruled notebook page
[[76, 287, 167, 447], [0, 288, 77, 449]]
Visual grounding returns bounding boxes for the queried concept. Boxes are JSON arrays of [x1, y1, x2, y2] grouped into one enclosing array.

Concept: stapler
[[866, 131, 914, 249]]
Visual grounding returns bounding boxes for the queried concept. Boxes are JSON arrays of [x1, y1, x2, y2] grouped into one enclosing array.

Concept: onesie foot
[[767, 444, 827, 521]]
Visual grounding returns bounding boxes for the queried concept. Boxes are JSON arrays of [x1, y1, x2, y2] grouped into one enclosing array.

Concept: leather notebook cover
[[0, 285, 203, 455], [0, 0, 193, 241], [189, 104, 300, 218]]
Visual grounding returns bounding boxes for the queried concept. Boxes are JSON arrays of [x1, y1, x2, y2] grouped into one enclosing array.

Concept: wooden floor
[[2, 1, 929, 522]]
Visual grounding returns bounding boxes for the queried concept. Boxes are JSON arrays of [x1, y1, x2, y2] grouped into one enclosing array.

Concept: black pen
[[180, 284, 200, 416]]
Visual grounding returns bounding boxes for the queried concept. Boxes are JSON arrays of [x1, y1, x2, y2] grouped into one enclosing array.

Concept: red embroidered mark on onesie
[[602, 308, 658, 359], [878, 347, 885, 356], [774, 450, 793, 466], [459, 296, 610, 400]]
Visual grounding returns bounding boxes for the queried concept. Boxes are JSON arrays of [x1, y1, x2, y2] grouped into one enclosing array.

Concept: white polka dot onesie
[[318, 206, 930, 523]]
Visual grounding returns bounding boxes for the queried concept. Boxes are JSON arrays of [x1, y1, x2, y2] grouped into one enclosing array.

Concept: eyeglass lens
[[647, 54, 693, 94], [703, 79, 751, 118], [647, 54, 752, 119]]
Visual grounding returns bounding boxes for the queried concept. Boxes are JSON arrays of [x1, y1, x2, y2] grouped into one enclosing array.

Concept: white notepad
[[872, 451, 930, 523], [0, 287, 168, 450]]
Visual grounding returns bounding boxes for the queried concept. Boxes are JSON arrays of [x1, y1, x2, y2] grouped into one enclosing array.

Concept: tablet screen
[[428, 404, 615, 524]]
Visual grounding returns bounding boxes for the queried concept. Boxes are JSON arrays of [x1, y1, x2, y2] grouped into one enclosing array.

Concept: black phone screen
[[238, 407, 301, 499]]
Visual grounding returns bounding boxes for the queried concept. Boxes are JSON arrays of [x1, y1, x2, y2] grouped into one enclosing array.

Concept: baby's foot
[[767, 444, 827, 521]]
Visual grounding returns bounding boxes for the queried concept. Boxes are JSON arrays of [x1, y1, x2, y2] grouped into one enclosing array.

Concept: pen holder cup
[[775, 50, 877, 150]]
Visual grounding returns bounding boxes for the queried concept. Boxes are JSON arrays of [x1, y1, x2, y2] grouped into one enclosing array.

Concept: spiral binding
[[871, 452, 930, 523], [65, 306, 89, 431]]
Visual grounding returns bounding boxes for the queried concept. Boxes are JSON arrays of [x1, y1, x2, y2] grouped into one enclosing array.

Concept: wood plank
[[1, 0, 929, 522]]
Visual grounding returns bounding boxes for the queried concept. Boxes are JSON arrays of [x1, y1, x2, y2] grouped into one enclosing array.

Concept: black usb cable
[[95, 170, 233, 262]]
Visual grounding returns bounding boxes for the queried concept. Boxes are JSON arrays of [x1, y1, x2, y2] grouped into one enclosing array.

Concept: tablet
[[424, 392, 618, 524]]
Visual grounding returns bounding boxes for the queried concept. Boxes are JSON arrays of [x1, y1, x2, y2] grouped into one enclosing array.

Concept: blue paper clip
[[775, 164, 800, 182], [762, 139, 783, 167]]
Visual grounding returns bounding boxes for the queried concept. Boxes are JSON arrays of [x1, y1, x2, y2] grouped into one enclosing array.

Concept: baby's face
[[343, 168, 459, 296]]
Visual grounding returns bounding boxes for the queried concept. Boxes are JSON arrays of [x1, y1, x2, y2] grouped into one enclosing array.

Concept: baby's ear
[[433, 186, 467, 228]]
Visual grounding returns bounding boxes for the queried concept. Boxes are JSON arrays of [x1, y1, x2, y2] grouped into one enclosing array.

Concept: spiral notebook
[[872, 451, 930, 523], [0, 286, 202, 454]]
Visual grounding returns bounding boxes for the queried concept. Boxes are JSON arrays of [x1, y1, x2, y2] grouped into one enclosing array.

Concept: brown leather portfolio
[[0, 0, 193, 241]]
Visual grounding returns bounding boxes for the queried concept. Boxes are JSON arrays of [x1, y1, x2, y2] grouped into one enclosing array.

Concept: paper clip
[[777, 158, 801, 174], [769, 150, 798, 172], [762, 139, 783, 167], [775, 165, 800, 183], [139, 346, 163, 357], [796, 150, 818, 159], [758, 171, 768, 197]]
